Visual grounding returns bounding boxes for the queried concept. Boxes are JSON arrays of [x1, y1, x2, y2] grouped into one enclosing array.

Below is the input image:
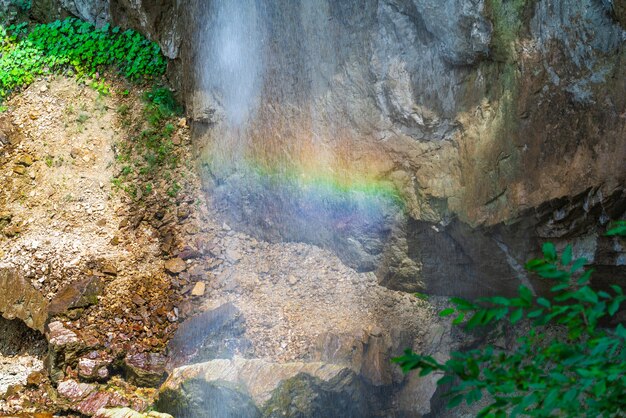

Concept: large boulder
[[156, 358, 371, 418], [0, 268, 48, 332], [166, 302, 250, 369], [263, 369, 369, 418]]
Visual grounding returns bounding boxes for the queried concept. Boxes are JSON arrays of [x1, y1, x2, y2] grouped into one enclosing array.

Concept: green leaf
[[510, 308, 523, 324], [447, 394, 464, 409], [542, 242, 557, 261], [606, 221, 626, 236], [439, 308, 455, 317], [452, 312, 465, 325], [414, 292, 429, 301], [561, 244, 573, 265], [519, 285, 533, 304], [570, 257, 588, 273], [537, 297, 551, 308]]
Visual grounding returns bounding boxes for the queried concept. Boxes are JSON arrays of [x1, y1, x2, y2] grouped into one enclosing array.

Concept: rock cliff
[[36, 0, 626, 296]]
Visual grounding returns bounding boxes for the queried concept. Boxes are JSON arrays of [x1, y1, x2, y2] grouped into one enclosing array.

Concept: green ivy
[[394, 220, 626, 417], [0, 17, 166, 100]]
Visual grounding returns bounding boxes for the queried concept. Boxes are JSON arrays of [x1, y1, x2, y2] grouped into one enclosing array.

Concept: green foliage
[[0, 17, 166, 100], [144, 86, 183, 126], [394, 224, 626, 417]]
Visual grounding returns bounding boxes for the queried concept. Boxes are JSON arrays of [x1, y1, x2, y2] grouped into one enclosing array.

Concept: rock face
[[0, 268, 48, 332], [166, 302, 249, 368], [156, 358, 372, 418], [41, 1, 626, 297]]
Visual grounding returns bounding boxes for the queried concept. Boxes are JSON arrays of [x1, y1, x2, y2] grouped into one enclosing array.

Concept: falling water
[[197, 0, 265, 127]]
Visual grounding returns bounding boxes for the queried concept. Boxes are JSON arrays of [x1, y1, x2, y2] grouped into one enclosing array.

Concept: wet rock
[[615, 0, 626, 28], [157, 358, 365, 417], [123, 352, 167, 387], [360, 329, 393, 386], [263, 369, 369, 418], [0, 268, 49, 332], [157, 379, 261, 418], [48, 276, 104, 317], [167, 303, 248, 368], [164, 258, 186, 274], [46, 321, 85, 383]]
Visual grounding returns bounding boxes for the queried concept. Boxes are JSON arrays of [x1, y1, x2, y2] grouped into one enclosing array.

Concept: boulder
[[263, 369, 369, 418], [157, 358, 370, 418], [0, 268, 49, 332], [46, 321, 85, 383], [166, 302, 249, 368], [123, 352, 167, 388], [48, 276, 104, 317]]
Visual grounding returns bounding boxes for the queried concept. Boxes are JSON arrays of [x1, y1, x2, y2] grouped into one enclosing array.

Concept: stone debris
[[190, 281, 205, 296], [163, 258, 186, 274], [0, 77, 439, 416]]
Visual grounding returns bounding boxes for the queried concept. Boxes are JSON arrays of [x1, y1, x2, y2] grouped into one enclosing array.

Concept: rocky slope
[[0, 76, 448, 416]]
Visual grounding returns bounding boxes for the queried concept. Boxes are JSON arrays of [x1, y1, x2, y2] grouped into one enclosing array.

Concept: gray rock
[[263, 369, 369, 418], [157, 358, 372, 417], [166, 302, 250, 368]]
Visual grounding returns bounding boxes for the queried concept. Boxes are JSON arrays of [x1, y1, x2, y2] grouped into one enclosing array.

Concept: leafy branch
[[394, 221, 626, 417]]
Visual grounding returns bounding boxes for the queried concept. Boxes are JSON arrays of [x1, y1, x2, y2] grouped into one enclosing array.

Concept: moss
[[484, 0, 536, 63]]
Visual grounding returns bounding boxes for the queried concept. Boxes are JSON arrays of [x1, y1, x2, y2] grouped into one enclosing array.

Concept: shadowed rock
[[48, 276, 104, 317], [0, 268, 49, 332], [166, 302, 250, 368], [157, 358, 372, 418]]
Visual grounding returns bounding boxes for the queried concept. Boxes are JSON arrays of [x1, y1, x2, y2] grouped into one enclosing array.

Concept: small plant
[[117, 104, 130, 116], [394, 221, 626, 417], [44, 155, 54, 167], [144, 86, 183, 126], [167, 181, 181, 198], [76, 112, 90, 124], [91, 80, 110, 96]]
